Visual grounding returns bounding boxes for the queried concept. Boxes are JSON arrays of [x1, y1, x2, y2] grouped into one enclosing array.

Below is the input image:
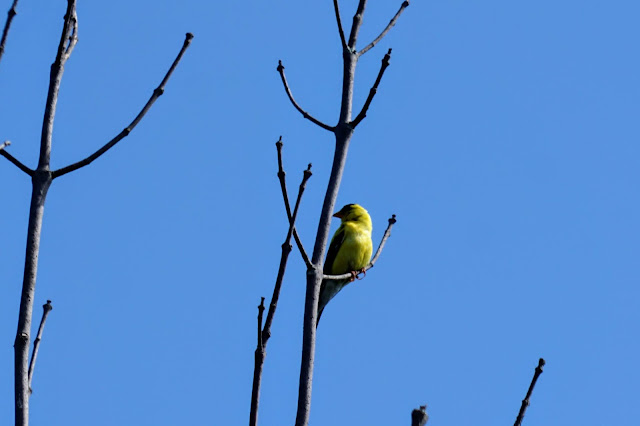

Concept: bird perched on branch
[[317, 204, 373, 325]]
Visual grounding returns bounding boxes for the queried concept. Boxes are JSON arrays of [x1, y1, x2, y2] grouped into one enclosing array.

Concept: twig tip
[[307, 163, 312, 171], [186, 32, 194, 40], [538, 358, 546, 368], [389, 214, 397, 224], [277, 60, 284, 72]]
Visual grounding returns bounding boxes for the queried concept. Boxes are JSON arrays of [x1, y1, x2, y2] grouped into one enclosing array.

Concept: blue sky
[[1, 1, 639, 425]]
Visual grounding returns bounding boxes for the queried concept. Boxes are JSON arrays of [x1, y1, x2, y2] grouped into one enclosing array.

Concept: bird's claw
[[352, 268, 367, 281]]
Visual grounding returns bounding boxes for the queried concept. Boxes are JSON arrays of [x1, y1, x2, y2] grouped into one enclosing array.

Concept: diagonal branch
[[249, 163, 312, 426], [514, 358, 546, 426], [276, 137, 312, 268], [350, 49, 392, 128], [347, 0, 368, 50], [277, 61, 335, 132], [332, 0, 347, 50], [0, 0, 19, 67], [324, 213, 396, 281], [264, 162, 312, 342], [358, 1, 409, 56], [1, 144, 34, 176], [52, 32, 194, 179], [27, 300, 52, 394]]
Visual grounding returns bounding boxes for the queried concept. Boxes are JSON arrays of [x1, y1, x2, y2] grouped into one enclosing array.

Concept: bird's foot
[[354, 268, 367, 281]]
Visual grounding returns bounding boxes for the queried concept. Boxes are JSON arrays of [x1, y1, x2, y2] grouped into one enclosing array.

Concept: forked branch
[[276, 137, 312, 268], [358, 1, 410, 56], [52, 33, 194, 179], [514, 358, 546, 426], [323, 214, 396, 281], [0, 0, 19, 66], [27, 300, 53, 394], [351, 49, 392, 128], [277, 61, 335, 132], [249, 160, 312, 426]]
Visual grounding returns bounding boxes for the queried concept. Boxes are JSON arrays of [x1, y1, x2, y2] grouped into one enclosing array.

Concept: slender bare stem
[[249, 298, 266, 426], [276, 138, 312, 268], [1, 149, 34, 176], [514, 358, 546, 426], [411, 405, 429, 426], [0, 0, 19, 66], [249, 164, 312, 426], [52, 33, 194, 179], [332, 0, 347, 50], [358, 1, 409, 56], [323, 213, 396, 280], [347, 0, 367, 50], [27, 300, 53, 394], [276, 61, 335, 132], [14, 3, 76, 424], [351, 49, 392, 128]]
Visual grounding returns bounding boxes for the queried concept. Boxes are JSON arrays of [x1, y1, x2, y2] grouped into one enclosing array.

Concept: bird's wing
[[323, 224, 346, 274]]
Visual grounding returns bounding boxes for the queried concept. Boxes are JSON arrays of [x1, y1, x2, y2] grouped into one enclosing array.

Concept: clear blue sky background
[[1, 1, 639, 425]]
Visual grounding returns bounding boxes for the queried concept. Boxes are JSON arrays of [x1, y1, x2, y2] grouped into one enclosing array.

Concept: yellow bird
[[317, 204, 373, 325]]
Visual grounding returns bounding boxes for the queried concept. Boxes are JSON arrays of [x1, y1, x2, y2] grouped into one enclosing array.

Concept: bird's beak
[[333, 211, 343, 218]]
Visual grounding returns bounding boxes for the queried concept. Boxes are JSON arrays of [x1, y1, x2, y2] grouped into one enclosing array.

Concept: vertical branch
[[411, 405, 429, 426], [14, 2, 74, 425], [249, 298, 266, 426], [27, 300, 53, 393], [514, 358, 546, 426], [249, 158, 312, 426], [0, 0, 19, 66]]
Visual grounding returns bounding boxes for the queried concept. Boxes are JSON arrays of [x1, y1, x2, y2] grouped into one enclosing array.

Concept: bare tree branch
[[332, 0, 347, 50], [276, 137, 312, 268], [13, 2, 78, 423], [514, 358, 546, 426], [27, 300, 52, 394], [276, 61, 335, 132], [264, 163, 312, 341], [0, 0, 19, 66], [52, 32, 194, 179], [347, 0, 367, 50], [1, 143, 35, 176], [411, 405, 429, 426], [249, 298, 266, 426], [351, 49, 392, 128], [249, 164, 312, 426], [323, 213, 396, 281], [358, 1, 409, 56]]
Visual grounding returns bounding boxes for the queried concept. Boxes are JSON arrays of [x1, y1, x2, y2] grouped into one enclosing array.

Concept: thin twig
[[276, 61, 335, 132], [350, 49, 392, 128], [51, 33, 194, 179], [276, 137, 312, 268], [324, 213, 396, 281], [263, 163, 313, 342], [358, 1, 409, 56], [27, 300, 52, 394], [332, 0, 347, 50], [0, 0, 19, 66], [347, 0, 368, 50], [249, 164, 312, 426], [250, 298, 266, 426], [411, 405, 429, 426], [1, 144, 34, 176], [514, 358, 546, 426]]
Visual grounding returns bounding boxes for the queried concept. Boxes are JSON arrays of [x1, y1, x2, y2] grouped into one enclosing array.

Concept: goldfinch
[[317, 204, 373, 324]]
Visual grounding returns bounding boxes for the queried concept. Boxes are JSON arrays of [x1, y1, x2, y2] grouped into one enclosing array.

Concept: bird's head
[[333, 204, 372, 228]]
